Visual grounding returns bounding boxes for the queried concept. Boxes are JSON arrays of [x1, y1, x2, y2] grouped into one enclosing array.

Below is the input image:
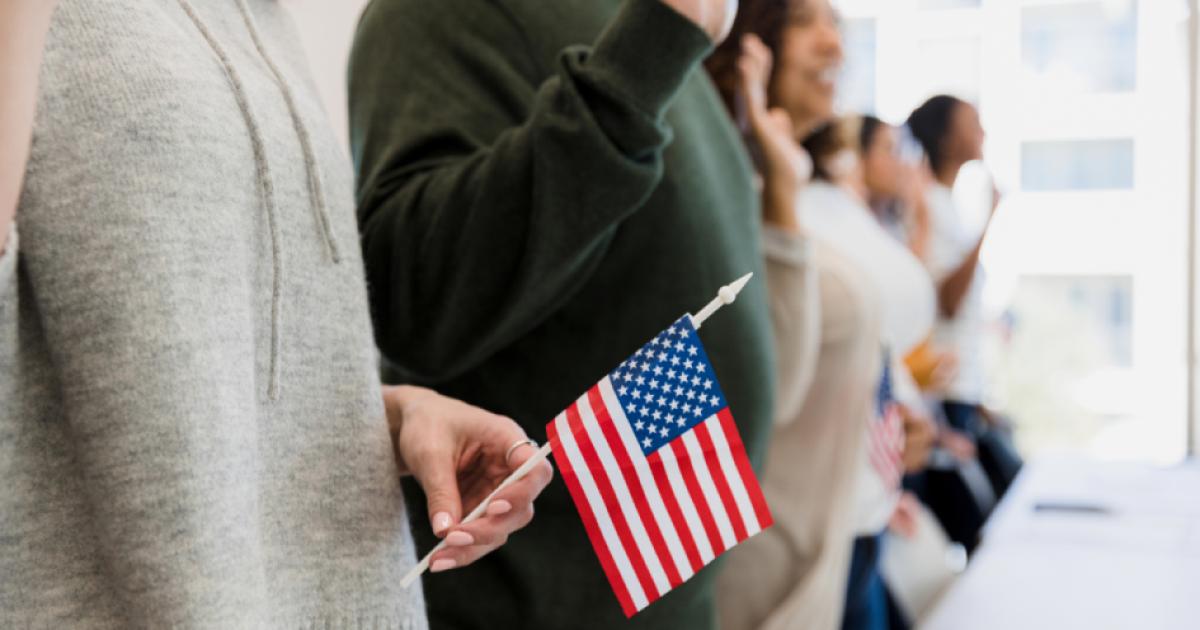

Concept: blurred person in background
[[706, 2, 886, 628], [906, 96, 1023, 503], [800, 116, 937, 630]]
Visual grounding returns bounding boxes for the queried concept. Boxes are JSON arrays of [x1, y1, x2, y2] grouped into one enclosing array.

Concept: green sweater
[[349, 0, 775, 627]]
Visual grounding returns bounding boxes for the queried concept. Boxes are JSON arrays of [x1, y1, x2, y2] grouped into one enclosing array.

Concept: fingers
[[412, 449, 463, 537], [427, 448, 553, 572], [737, 34, 773, 116]]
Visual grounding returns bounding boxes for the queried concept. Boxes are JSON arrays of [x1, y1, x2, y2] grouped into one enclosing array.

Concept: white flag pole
[[399, 272, 753, 588]]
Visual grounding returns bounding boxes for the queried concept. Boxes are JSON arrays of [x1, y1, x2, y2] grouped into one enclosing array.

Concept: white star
[[645, 394, 656, 405], [670, 356, 680, 366], [666, 369, 677, 380], [635, 420, 645, 431], [649, 379, 659, 390], [631, 389, 642, 399], [703, 379, 713, 390], [675, 341, 685, 352], [682, 403, 692, 414], [652, 410, 662, 421], [669, 400, 679, 410], [668, 326, 678, 336], [659, 427, 669, 437], [696, 363, 706, 373], [653, 366, 663, 376], [698, 393, 708, 404], [711, 396, 721, 407], [686, 390, 696, 400], [618, 386, 629, 396], [666, 413, 676, 424], [691, 376, 701, 386], [676, 417, 686, 427], [684, 359, 694, 370], [658, 351, 669, 361], [693, 406, 703, 417], [628, 361, 639, 371], [639, 406, 650, 417], [687, 346, 698, 356], [643, 437, 652, 448], [648, 424, 658, 434], [635, 375, 645, 386], [650, 337, 660, 346]]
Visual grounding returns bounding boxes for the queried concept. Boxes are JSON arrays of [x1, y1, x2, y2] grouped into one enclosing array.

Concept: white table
[[920, 456, 1200, 630]]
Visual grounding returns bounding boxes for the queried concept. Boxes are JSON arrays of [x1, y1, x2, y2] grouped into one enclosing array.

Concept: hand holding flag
[[401, 274, 773, 618]]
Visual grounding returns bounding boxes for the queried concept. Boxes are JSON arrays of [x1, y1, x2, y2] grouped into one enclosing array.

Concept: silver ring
[[504, 438, 538, 465]]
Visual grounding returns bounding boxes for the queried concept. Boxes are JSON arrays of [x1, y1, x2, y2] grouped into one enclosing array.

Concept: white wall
[[285, 0, 371, 150]]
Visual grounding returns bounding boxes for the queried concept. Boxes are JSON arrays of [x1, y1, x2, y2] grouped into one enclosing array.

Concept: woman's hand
[[738, 34, 812, 233], [383, 385, 554, 573], [888, 492, 922, 539], [661, 0, 738, 43], [900, 404, 936, 473]]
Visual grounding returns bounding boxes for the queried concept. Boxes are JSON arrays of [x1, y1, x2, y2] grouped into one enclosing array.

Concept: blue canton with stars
[[608, 316, 729, 456], [876, 348, 895, 418]]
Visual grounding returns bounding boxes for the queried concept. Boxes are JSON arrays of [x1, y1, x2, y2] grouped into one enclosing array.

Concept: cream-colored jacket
[[717, 229, 883, 630]]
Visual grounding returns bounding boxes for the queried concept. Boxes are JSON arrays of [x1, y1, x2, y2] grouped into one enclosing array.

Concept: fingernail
[[445, 531, 475, 547], [486, 500, 512, 516], [430, 558, 457, 573], [432, 512, 453, 535]]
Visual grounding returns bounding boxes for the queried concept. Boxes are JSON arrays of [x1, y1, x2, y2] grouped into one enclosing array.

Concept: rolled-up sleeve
[[763, 226, 820, 425]]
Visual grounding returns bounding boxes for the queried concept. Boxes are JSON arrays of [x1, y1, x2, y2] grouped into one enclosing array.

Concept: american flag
[[868, 351, 905, 491], [546, 315, 772, 617]]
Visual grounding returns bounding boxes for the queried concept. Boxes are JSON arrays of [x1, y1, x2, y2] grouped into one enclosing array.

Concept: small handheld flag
[[399, 273, 772, 611], [868, 351, 905, 491], [547, 309, 772, 616]]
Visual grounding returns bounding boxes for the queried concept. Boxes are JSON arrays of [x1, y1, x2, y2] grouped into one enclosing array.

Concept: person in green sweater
[[349, 0, 776, 627]]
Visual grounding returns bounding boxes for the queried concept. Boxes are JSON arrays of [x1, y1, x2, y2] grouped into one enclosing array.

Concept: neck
[[792, 114, 827, 142], [935, 160, 965, 188]]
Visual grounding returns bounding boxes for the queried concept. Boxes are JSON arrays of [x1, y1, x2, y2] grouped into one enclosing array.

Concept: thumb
[[416, 456, 463, 538]]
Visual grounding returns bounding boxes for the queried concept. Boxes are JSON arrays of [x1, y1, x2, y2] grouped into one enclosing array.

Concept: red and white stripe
[[868, 402, 905, 491], [547, 378, 772, 617]]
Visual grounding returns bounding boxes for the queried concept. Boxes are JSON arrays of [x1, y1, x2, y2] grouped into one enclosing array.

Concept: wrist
[[383, 384, 431, 475]]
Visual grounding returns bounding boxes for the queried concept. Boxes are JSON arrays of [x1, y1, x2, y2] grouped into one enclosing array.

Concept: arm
[[937, 187, 1000, 318], [0, 0, 56, 256], [937, 235, 985, 319], [349, 0, 727, 382]]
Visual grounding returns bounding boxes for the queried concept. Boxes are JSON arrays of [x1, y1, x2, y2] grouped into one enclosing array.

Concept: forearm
[[760, 172, 801, 234], [352, 0, 714, 380], [0, 0, 56, 254], [938, 239, 983, 318]]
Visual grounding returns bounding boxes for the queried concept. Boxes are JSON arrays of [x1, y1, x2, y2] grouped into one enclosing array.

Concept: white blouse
[[800, 181, 936, 356]]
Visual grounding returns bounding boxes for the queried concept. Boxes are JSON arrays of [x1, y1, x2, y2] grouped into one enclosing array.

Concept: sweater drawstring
[[177, 0, 290, 402], [234, 0, 342, 264]]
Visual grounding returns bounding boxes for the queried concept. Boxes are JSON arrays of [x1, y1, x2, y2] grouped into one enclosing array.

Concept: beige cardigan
[[717, 230, 883, 630]]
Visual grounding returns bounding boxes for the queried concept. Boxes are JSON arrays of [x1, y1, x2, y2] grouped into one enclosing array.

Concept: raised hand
[[661, 0, 738, 44], [737, 33, 812, 232]]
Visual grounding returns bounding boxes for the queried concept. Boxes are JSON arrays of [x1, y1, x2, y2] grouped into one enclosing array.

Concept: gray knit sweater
[[0, 1, 426, 628]]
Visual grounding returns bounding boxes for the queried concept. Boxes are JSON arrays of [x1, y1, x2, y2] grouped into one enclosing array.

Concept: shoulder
[[812, 240, 881, 343]]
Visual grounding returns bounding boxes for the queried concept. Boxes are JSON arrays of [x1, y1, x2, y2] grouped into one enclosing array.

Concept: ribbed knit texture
[[0, 1, 425, 627]]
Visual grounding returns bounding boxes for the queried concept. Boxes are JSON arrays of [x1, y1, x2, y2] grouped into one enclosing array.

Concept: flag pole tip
[[719, 272, 753, 305]]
